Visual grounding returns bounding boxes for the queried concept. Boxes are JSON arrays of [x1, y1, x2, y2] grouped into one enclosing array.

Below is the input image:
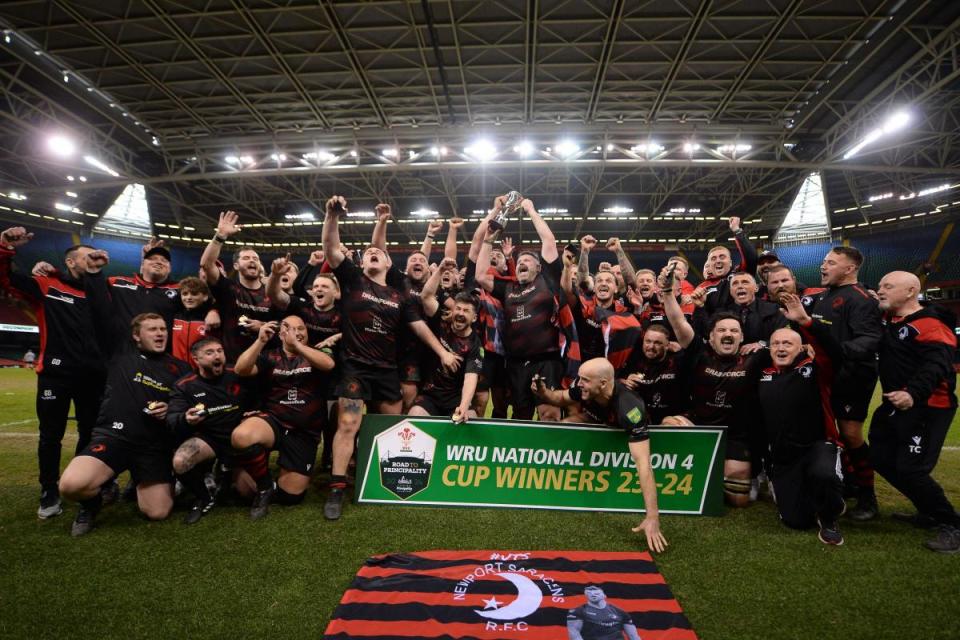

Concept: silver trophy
[[488, 191, 523, 234]]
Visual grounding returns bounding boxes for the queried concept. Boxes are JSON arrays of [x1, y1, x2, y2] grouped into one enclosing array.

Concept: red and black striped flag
[[324, 550, 695, 639]]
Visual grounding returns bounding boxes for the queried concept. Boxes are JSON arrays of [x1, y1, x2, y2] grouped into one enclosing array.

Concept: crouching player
[[166, 337, 244, 524], [759, 294, 846, 545], [533, 358, 667, 552], [58, 313, 191, 536], [231, 316, 334, 520], [409, 260, 484, 422]]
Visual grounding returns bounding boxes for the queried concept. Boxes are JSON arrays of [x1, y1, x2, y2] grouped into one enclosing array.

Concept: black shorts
[[507, 356, 563, 416], [335, 362, 402, 404], [80, 436, 172, 485], [479, 351, 506, 392], [831, 373, 878, 423], [412, 391, 459, 417], [193, 431, 234, 463], [725, 438, 751, 463], [259, 413, 321, 475]]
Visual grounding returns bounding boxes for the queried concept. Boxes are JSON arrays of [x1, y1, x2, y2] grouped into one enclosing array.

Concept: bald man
[[873, 271, 959, 553], [760, 299, 847, 545], [533, 358, 667, 552]]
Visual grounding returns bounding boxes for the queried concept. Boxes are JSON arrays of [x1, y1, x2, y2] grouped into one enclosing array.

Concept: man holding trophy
[[475, 193, 566, 421]]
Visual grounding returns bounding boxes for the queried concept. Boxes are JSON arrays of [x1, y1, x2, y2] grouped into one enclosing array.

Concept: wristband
[[426, 234, 435, 240], [661, 288, 673, 294], [213, 234, 226, 244]]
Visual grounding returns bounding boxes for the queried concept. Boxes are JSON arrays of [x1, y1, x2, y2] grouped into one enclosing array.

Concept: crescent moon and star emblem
[[474, 572, 543, 620]]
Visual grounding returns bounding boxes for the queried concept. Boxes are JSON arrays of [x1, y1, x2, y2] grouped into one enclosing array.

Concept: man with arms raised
[[811, 246, 882, 520], [166, 337, 244, 524], [409, 259, 484, 422], [660, 267, 765, 507], [0, 227, 104, 518], [534, 358, 666, 552], [200, 211, 275, 361], [873, 271, 959, 553], [321, 195, 461, 520], [476, 196, 566, 421], [694, 217, 758, 315], [230, 316, 335, 519]]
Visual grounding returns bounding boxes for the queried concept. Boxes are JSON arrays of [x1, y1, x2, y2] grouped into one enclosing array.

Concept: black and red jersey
[[619, 349, 690, 424], [333, 260, 420, 369], [492, 258, 563, 359], [696, 229, 758, 314], [420, 326, 484, 401], [210, 275, 276, 361], [757, 344, 839, 467], [568, 380, 650, 442], [810, 283, 882, 379], [255, 348, 329, 436], [0, 248, 103, 377], [105, 274, 181, 332], [879, 304, 957, 410], [685, 338, 765, 442], [171, 306, 209, 365], [92, 349, 192, 452], [287, 297, 342, 346], [570, 294, 608, 362], [166, 368, 245, 442]]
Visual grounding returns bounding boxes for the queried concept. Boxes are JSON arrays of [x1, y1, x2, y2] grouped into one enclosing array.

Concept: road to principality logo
[[375, 420, 436, 499]]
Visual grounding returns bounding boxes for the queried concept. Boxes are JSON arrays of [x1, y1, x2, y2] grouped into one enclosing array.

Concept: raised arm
[[468, 210, 495, 262], [420, 219, 443, 257], [420, 259, 456, 318], [659, 265, 695, 348], [578, 235, 596, 283], [201, 211, 241, 284], [607, 237, 637, 288], [235, 321, 276, 377], [474, 225, 496, 293], [444, 217, 463, 262], [82, 250, 123, 356], [521, 199, 558, 263], [321, 196, 347, 269], [370, 203, 393, 251], [266, 254, 293, 310], [0, 227, 42, 299], [729, 216, 758, 274]]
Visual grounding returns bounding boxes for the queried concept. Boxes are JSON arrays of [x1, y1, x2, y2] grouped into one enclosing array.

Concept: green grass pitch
[[0, 367, 958, 639]]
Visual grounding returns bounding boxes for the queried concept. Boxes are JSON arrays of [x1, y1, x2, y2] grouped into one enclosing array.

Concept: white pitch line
[[0, 419, 36, 428]]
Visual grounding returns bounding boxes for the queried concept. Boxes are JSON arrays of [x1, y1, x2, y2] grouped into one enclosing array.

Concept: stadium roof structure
[[0, 0, 959, 250]]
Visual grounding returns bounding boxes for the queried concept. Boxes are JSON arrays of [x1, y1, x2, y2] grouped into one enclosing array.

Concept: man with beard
[[562, 265, 623, 363], [755, 250, 782, 299], [167, 337, 244, 524], [0, 227, 105, 519], [322, 196, 462, 520], [200, 210, 276, 361], [620, 324, 689, 424], [873, 271, 959, 553], [725, 272, 788, 353], [476, 196, 565, 421], [693, 216, 759, 315], [410, 260, 484, 421], [231, 316, 335, 519], [267, 256, 341, 347], [533, 358, 666, 552], [811, 246, 883, 520], [659, 267, 765, 507], [567, 585, 641, 640], [760, 296, 847, 545], [764, 265, 823, 312]]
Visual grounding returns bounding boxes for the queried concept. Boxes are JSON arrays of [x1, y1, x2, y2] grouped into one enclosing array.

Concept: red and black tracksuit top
[[0, 247, 104, 378], [879, 304, 957, 410], [810, 282, 882, 382]]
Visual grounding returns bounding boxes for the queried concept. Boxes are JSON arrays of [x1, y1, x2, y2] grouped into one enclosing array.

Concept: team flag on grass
[[324, 550, 696, 639]]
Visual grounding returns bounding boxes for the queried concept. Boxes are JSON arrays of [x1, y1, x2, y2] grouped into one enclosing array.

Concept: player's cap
[[757, 250, 779, 264], [144, 245, 172, 261]]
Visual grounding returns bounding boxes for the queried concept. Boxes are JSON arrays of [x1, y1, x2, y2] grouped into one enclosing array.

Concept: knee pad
[[724, 477, 751, 496], [274, 487, 305, 506]]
